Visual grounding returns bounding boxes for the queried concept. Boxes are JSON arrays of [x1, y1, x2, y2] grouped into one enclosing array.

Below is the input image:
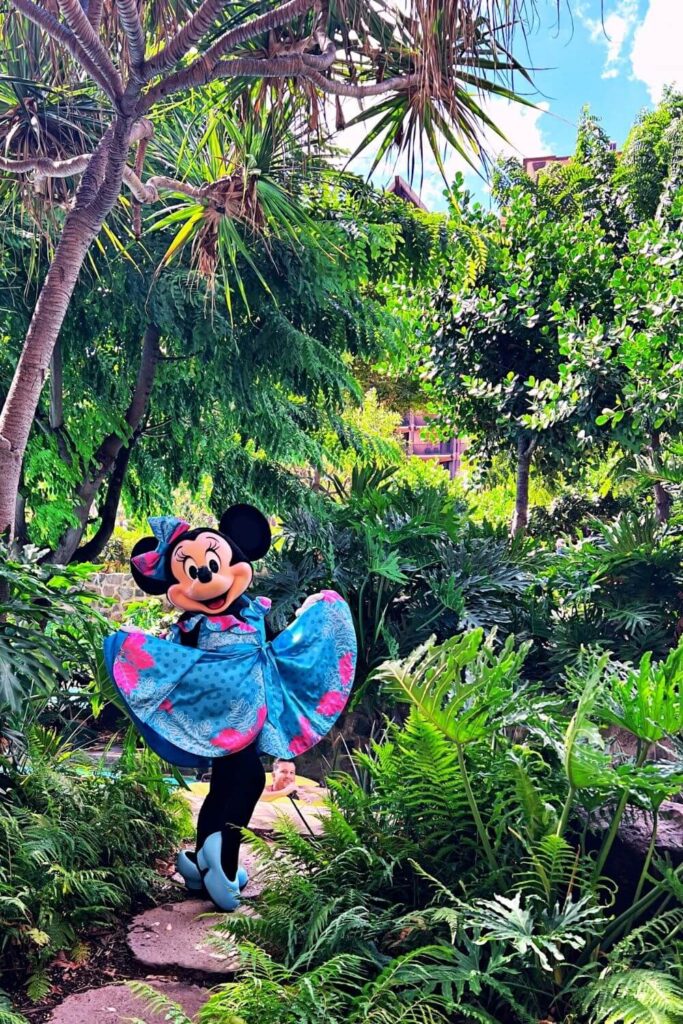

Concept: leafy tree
[[0, 0, 541, 538], [520, 99, 683, 522], [421, 184, 616, 535], [423, 99, 683, 534], [5, 159, 464, 560]]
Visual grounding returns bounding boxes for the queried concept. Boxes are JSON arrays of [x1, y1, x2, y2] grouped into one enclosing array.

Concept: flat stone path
[[127, 898, 241, 975], [50, 981, 209, 1024], [46, 767, 326, 1022]]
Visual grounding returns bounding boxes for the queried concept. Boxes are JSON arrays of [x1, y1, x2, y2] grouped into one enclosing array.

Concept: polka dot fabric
[[103, 593, 357, 765]]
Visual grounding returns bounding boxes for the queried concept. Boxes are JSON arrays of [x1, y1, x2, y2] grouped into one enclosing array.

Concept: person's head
[[272, 758, 296, 790], [130, 504, 271, 615]]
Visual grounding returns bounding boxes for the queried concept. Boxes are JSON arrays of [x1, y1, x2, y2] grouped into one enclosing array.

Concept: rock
[[49, 980, 209, 1024], [127, 898, 250, 975], [617, 800, 683, 859], [604, 725, 678, 764]]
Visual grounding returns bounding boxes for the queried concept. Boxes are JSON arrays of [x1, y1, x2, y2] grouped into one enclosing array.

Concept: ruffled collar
[[176, 594, 271, 635]]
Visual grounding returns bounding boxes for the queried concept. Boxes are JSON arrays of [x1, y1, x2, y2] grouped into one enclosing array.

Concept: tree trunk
[[49, 339, 64, 430], [0, 117, 131, 539], [49, 322, 161, 564], [510, 434, 537, 538], [71, 443, 133, 563], [650, 431, 673, 524]]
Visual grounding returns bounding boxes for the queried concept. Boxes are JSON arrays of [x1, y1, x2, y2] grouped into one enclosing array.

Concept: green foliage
[[579, 970, 683, 1024], [202, 633, 683, 1024], [538, 513, 683, 669], [422, 178, 616, 481], [0, 545, 106, 713], [616, 90, 683, 223], [0, 731, 186, 996], [259, 473, 531, 698]]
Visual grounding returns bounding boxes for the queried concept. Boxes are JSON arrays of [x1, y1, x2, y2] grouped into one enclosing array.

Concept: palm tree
[[0, 0, 540, 539]]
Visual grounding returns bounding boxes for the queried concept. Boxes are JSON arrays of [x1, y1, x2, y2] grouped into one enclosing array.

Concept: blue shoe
[[196, 833, 241, 912], [177, 849, 248, 892], [176, 850, 202, 891]]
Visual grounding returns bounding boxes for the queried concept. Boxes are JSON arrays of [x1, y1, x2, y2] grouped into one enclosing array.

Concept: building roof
[[386, 175, 428, 211]]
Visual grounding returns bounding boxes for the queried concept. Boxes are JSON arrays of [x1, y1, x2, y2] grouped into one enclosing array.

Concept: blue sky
[[333, 0, 683, 211]]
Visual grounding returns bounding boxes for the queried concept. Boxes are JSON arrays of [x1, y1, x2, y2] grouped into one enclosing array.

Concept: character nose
[[197, 566, 213, 584]]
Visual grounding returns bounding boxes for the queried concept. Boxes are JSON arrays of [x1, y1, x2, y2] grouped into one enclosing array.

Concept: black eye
[[209, 558, 220, 573], [188, 565, 198, 580]]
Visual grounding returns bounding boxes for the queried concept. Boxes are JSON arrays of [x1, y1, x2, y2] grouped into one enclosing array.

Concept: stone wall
[[88, 571, 147, 613]]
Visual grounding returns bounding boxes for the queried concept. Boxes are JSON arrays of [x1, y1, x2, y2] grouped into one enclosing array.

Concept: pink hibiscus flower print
[[321, 590, 343, 603], [113, 634, 155, 695], [338, 652, 355, 688], [256, 596, 272, 610], [158, 698, 173, 712], [210, 705, 267, 753], [316, 690, 348, 717], [289, 716, 321, 756]]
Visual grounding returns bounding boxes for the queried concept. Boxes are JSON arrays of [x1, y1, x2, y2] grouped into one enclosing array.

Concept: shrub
[[196, 631, 683, 1024], [0, 729, 188, 1000]]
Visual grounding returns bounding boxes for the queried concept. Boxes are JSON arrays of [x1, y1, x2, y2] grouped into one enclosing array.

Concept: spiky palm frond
[[335, 0, 539, 183], [146, 95, 326, 313]]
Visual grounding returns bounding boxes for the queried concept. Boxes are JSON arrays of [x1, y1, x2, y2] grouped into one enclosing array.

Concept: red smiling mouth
[[199, 592, 229, 611]]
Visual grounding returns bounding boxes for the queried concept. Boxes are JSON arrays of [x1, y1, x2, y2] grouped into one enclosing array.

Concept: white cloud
[[330, 96, 554, 211], [577, 0, 640, 79], [630, 0, 683, 101]]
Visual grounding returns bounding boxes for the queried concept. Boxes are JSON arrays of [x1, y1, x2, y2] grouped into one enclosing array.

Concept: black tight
[[195, 742, 266, 879]]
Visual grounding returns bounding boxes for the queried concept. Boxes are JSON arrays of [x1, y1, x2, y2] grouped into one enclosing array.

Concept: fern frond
[[579, 968, 683, 1024]]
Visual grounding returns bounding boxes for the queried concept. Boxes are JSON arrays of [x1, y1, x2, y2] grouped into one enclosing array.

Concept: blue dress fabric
[[103, 592, 356, 768]]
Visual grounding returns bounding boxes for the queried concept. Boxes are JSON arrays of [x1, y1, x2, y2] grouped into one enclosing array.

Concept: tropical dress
[[103, 591, 356, 769]]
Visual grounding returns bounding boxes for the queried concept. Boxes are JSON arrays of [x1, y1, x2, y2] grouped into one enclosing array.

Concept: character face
[[167, 532, 252, 615], [272, 761, 296, 790]]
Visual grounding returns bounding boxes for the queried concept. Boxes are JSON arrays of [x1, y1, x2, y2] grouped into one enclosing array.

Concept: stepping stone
[[49, 980, 209, 1024], [127, 898, 253, 975]]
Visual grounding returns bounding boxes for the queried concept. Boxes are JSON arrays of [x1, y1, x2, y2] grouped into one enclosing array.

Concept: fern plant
[[0, 730, 187, 998]]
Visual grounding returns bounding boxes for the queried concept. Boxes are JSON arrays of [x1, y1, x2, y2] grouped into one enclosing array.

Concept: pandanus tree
[[0, 0, 543, 540]]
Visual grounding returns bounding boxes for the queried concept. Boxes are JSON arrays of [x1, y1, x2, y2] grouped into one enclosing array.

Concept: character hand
[[295, 592, 325, 618]]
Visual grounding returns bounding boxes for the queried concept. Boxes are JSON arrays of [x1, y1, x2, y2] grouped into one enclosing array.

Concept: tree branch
[[303, 68, 414, 98], [1, 120, 151, 189], [8, 0, 122, 101], [144, 53, 413, 109], [115, 0, 146, 74], [143, 0, 315, 82], [122, 166, 212, 202], [0, 152, 92, 176], [49, 323, 161, 565], [71, 443, 134, 563], [56, 0, 124, 97], [301, 35, 336, 71], [87, 0, 105, 31]]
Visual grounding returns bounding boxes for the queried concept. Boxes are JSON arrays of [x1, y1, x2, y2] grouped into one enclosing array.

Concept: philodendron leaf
[[374, 631, 530, 744]]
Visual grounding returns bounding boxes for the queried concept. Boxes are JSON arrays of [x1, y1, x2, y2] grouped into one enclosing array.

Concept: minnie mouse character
[[103, 504, 356, 911]]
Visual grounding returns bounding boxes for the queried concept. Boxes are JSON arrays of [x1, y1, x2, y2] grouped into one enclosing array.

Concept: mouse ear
[[130, 536, 172, 595], [219, 504, 271, 563]]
